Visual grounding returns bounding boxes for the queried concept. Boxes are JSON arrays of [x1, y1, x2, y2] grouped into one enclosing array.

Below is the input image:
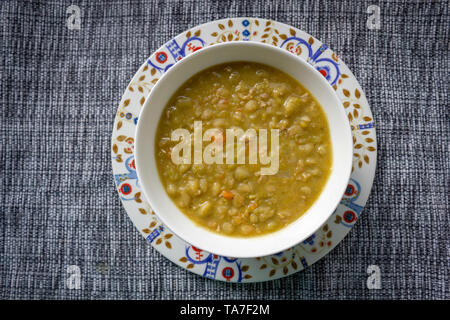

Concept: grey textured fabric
[[0, 0, 448, 300]]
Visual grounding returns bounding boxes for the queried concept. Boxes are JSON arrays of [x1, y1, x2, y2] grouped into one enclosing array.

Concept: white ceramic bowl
[[135, 42, 352, 258]]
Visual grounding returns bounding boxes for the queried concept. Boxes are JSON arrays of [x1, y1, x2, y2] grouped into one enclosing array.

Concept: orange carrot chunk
[[221, 190, 234, 200]]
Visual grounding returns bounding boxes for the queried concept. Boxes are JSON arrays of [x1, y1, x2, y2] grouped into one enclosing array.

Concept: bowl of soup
[[135, 42, 352, 258]]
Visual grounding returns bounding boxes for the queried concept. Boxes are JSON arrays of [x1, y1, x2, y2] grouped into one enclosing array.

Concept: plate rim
[[111, 17, 377, 283]]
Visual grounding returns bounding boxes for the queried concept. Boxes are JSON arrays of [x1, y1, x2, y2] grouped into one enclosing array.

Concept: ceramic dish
[[112, 18, 376, 282], [134, 42, 353, 258]]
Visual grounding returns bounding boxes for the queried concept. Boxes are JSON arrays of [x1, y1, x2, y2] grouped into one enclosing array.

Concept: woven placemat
[[0, 0, 448, 299]]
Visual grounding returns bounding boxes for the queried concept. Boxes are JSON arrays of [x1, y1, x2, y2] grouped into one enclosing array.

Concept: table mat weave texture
[[0, 0, 448, 299]]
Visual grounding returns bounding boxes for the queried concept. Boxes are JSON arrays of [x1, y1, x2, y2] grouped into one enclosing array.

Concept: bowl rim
[[135, 41, 353, 258]]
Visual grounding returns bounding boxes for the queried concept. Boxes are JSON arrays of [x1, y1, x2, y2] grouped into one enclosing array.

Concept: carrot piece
[[221, 190, 234, 200]]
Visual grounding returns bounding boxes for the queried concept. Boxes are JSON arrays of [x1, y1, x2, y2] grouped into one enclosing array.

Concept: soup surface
[[155, 62, 332, 237]]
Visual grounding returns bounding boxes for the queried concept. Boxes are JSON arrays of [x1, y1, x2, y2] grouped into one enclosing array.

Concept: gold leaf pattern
[[142, 228, 150, 234], [135, 192, 142, 203], [138, 208, 146, 214], [339, 83, 376, 171], [332, 53, 339, 62], [123, 99, 130, 107], [112, 144, 118, 154], [364, 155, 370, 164], [179, 257, 187, 263]]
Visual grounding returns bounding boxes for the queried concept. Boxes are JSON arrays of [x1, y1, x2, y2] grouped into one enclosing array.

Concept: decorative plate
[[111, 18, 377, 282]]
